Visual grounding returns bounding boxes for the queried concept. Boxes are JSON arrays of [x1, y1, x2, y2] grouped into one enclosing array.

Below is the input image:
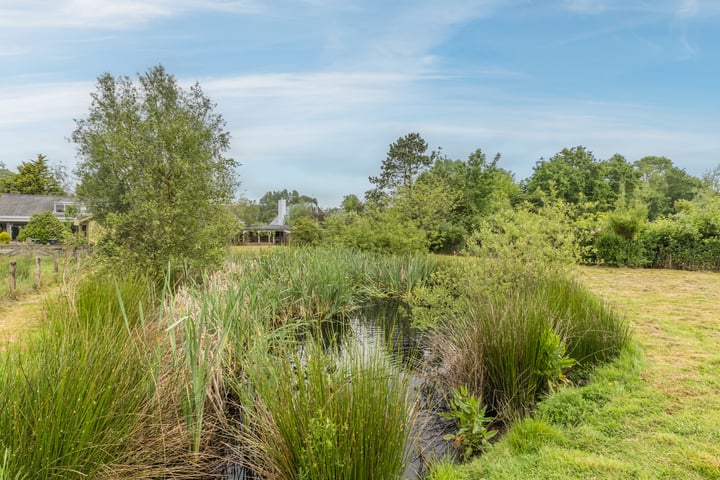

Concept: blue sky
[[1, 0, 719, 207]]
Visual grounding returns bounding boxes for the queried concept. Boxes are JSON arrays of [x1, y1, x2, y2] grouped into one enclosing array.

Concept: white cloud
[[0, 81, 92, 126], [0, 0, 261, 29], [677, 0, 699, 17], [563, 0, 606, 14]]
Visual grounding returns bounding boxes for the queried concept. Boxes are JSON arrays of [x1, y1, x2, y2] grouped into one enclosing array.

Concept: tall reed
[[0, 274, 160, 478], [232, 339, 417, 480], [165, 272, 239, 454]]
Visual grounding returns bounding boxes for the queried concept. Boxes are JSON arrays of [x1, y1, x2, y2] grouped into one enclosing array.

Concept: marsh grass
[[232, 339, 417, 480], [225, 247, 436, 327], [0, 271, 228, 479], [0, 274, 159, 478], [429, 262, 629, 420]]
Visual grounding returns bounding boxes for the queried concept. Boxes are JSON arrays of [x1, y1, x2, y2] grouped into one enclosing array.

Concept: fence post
[[35, 256, 41, 289], [54, 255, 59, 274], [9, 261, 16, 298]]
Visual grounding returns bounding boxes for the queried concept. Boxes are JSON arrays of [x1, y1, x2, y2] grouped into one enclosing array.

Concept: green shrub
[[289, 217, 322, 246], [324, 209, 428, 254], [0, 232, 10, 245], [639, 196, 720, 271], [594, 230, 627, 266], [16, 211, 70, 244], [467, 200, 577, 273]]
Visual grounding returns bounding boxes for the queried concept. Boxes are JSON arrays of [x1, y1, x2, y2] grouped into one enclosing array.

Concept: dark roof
[[243, 224, 290, 232], [0, 194, 77, 221]]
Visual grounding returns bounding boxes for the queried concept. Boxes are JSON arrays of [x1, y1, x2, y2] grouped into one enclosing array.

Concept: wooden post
[[9, 261, 16, 298], [54, 255, 59, 274], [35, 256, 41, 288]]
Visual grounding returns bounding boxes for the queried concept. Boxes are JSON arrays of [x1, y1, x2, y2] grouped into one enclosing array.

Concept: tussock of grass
[[231, 340, 417, 480], [0, 275, 159, 478], [429, 265, 629, 420]]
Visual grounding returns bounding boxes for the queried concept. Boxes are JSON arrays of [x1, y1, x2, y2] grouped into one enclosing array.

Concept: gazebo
[[241, 199, 291, 245]]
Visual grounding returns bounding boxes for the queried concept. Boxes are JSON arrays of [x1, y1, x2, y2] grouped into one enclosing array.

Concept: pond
[[224, 301, 455, 479]]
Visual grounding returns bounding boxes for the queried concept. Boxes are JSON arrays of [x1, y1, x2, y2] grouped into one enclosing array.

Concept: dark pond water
[[225, 301, 454, 480]]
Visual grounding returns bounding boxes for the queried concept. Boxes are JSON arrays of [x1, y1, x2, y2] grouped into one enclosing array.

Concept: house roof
[[0, 193, 78, 223], [243, 224, 290, 232]]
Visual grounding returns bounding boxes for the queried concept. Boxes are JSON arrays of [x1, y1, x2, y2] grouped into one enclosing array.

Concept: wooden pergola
[[240, 224, 290, 245]]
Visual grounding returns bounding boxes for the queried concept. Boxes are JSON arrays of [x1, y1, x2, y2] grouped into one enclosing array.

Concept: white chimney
[[270, 198, 288, 225]]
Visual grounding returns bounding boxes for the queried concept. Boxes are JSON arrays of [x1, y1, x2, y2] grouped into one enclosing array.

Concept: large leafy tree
[[524, 146, 612, 208], [4, 154, 66, 195], [367, 132, 436, 200], [72, 65, 238, 276], [634, 156, 701, 220], [0, 162, 15, 192], [599, 154, 640, 204]]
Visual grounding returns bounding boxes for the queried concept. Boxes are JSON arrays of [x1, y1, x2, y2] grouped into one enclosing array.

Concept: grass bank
[[433, 267, 720, 479]]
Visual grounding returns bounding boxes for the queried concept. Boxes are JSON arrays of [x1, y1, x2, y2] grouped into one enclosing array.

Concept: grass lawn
[[451, 267, 720, 479]]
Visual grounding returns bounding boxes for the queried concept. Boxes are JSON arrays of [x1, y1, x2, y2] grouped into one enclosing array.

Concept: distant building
[[0, 193, 90, 240], [240, 198, 322, 245]]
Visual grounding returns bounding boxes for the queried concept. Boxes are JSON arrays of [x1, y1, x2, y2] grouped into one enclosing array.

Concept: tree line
[[6, 65, 720, 276], [252, 134, 720, 271]]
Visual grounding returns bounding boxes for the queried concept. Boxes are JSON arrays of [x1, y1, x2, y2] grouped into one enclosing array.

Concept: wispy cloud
[[0, 81, 92, 126], [563, 0, 606, 14], [0, 0, 261, 29], [677, 0, 699, 17]]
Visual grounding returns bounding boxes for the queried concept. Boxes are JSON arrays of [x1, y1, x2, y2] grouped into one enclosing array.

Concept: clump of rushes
[[429, 263, 629, 421], [232, 339, 417, 480], [0, 274, 160, 479], [223, 247, 436, 326]]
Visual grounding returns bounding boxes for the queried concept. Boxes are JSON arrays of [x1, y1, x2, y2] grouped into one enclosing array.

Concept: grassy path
[[0, 289, 50, 343], [460, 267, 720, 479]]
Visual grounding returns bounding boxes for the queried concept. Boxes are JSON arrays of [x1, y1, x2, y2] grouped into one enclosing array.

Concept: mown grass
[[430, 267, 720, 479]]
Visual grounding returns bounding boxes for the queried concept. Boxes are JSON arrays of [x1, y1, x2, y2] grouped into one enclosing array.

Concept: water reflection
[[319, 300, 423, 366], [226, 300, 452, 480]]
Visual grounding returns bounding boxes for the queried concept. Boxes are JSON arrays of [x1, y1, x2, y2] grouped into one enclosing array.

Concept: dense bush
[[16, 211, 70, 244], [639, 198, 720, 270], [289, 216, 322, 246], [324, 210, 427, 254], [0, 231, 10, 244]]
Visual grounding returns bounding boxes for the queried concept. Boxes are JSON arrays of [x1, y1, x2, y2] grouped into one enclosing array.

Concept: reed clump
[[231, 338, 417, 480], [427, 260, 629, 421]]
